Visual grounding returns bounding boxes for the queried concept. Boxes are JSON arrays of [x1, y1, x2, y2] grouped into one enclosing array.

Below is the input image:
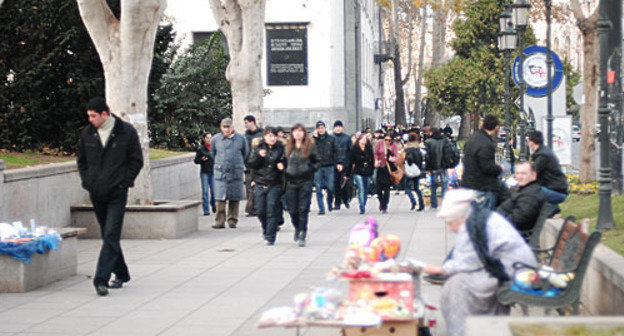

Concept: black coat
[[285, 144, 320, 184], [246, 141, 285, 186], [349, 144, 374, 177], [194, 145, 214, 174], [334, 132, 352, 167], [313, 133, 338, 167], [404, 145, 425, 173], [425, 135, 446, 170], [532, 145, 568, 194], [461, 130, 502, 192], [497, 181, 547, 231], [77, 116, 143, 198]]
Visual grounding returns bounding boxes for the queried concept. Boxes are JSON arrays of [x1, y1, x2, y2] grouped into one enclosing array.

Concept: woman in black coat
[[403, 133, 425, 211], [348, 133, 375, 214], [194, 132, 216, 215]]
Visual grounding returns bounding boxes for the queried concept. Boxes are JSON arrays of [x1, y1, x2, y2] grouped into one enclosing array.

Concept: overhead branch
[[76, 0, 118, 62]]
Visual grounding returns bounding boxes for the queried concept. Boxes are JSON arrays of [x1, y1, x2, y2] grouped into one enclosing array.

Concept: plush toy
[[348, 217, 378, 247]]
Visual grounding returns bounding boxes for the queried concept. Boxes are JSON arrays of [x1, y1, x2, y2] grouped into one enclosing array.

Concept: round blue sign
[[513, 45, 564, 97]]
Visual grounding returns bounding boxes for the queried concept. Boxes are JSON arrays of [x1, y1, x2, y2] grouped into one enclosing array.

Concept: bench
[[0, 227, 86, 292], [520, 203, 554, 250], [496, 218, 602, 315]]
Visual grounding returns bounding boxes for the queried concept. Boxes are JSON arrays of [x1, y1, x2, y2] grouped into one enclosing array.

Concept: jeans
[[430, 170, 447, 208], [90, 187, 130, 287], [200, 172, 216, 214], [405, 176, 424, 210], [253, 185, 282, 243], [476, 191, 497, 210], [541, 186, 567, 212], [313, 166, 335, 213], [285, 181, 313, 240], [353, 174, 369, 212]]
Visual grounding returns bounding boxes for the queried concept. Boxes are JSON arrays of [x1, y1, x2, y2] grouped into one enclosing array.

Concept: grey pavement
[[0, 194, 454, 336]]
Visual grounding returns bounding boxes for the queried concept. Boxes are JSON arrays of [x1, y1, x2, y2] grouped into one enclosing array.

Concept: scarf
[[466, 202, 510, 283]]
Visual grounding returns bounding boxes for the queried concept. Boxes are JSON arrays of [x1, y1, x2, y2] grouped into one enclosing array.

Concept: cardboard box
[[344, 321, 418, 336], [348, 275, 414, 321]]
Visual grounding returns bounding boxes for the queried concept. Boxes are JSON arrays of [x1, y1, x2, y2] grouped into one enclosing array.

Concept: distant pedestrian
[[332, 120, 352, 210], [404, 132, 426, 211], [194, 132, 216, 216], [443, 124, 453, 137], [211, 117, 248, 229], [425, 128, 450, 209], [461, 114, 504, 209], [243, 115, 264, 217], [246, 127, 285, 245], [527, 131, 568, 216], [77, 97, 143, 296], [313, 121, 338, 215], [284, 124, 320, 247], [374, 133, 399, 213], [348, 133, 375, 214]]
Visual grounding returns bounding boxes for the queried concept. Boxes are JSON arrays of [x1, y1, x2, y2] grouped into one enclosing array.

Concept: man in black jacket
[[527, 131, 568, 214], [497, 161, 546, 233], [332, 120, 352, 210], [313, 121, 339, 214], [425, 128, 449, 209], [77, 97, 143, 296], [461, 114, 503, 209], [243, 115, 264, 217]]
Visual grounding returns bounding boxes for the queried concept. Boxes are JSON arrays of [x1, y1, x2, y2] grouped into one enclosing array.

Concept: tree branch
[[76, 0, 118, 63]]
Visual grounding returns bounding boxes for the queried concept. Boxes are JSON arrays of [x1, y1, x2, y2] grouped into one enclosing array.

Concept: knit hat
[[315, 120, 326, 128], [333, 120, 344, 127]]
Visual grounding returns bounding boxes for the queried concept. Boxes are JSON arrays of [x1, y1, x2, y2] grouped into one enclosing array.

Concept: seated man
[[497, 161, 547, 233], [423, 189, 536, 336], [527, 131, 568, 215]]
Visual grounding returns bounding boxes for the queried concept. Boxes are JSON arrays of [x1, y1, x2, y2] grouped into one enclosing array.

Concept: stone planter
[[70, 200, 200, 239], [466, 316, 624, 336]]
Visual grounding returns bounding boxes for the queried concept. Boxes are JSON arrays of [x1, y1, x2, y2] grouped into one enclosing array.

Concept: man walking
[[425, 128, 449, 209], [77, 97, 143, 296], [527, 131, 568, 215], [211, 117, 248, 229], [461, 114, 503, 209], [243, 115, 263, 217], [313, 121, 338, 215], [332, 120, 352, 210]]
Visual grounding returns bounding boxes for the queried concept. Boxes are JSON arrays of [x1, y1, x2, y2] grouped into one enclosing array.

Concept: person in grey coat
[[210, 118, 249, 229]]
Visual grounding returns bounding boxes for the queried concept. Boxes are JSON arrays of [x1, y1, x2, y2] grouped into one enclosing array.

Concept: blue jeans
[[200, 172, 216, 214], [313, 166, 335, 213], [541, 186, 567, 211], [476, 191, 497, 210], [253, 185, 282, 243], [405, 176, 424, 210], [353, 174, 369, 212], [430, 170, 447, 208]]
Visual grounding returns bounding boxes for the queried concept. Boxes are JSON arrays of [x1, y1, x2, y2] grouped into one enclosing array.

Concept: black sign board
[[266, 24, 308, 86]]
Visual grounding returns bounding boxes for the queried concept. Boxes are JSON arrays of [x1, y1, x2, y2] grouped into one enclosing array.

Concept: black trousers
[[90, 187, 130, 287], [334, 168, 348, 207], [285, 180, 313, 239], [253, 184, 282, 243], [377, 185, 391, 211]]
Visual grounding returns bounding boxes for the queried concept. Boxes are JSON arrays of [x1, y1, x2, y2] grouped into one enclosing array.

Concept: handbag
[[405, 162, 421, 178], [384, 142, 404, 184]]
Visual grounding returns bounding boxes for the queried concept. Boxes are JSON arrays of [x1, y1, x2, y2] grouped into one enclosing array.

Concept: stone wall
[[0, 154, 200, 228], [542, 219, 624, 315]]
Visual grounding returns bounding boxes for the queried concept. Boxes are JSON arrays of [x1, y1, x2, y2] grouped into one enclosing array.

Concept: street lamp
[[499, 10, 517, 165], [545, 0, 554, 149], [510, 0, 531, 160]]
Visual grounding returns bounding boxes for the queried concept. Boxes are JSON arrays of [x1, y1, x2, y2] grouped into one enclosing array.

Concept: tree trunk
[[459, 110, 472, 141], [413, 8, 427, 127], [77, 0, 165, 204], [579, 27, 598, 182], [425, 6, 448, 128], [209, 0, 266, 132], [393, 43, 406, 126]]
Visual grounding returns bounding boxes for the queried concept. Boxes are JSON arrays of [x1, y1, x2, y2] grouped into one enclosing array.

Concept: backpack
[[442, 140, 460, 169]]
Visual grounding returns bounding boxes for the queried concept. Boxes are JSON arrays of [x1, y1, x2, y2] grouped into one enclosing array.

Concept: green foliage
[[149, 32, 232, 150]]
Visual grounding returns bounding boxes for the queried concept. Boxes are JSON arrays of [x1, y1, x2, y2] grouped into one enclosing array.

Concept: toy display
[[511, 266, 575, 297]]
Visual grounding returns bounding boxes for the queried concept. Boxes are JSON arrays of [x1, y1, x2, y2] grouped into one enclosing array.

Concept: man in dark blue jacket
[[527, 131, 568, 215], [313, 121, 338, 214], [77, 97, 143, 296], [332, 120, 352, 210]]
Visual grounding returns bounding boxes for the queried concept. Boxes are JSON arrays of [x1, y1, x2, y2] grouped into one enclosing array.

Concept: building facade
[[165, 0, 382, 133]]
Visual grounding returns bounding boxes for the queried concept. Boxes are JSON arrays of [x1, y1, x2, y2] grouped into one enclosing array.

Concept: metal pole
[[596, 0, 615, 230], [518, 28, 529, 161], [607, 0, 622, 195], [505, 50, 512, 164], [545, 0, 553, 149]]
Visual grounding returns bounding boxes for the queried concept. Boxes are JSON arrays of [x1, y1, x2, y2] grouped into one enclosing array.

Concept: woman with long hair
[[348, 133, 374, 214], [403, 132, 425, 211], [284, 124, 320, 246], [374, 133, 399, 213]]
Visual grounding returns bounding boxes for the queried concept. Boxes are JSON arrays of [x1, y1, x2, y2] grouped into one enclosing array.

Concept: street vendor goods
[[0, 220, 61, 263]]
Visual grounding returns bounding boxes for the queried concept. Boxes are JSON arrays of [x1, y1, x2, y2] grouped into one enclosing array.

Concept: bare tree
[[208, 0, 266, 132], [413, 7, 427, 126], [77, 0, 166, 204]]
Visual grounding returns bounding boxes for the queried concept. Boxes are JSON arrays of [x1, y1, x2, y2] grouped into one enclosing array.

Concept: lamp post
[[511, 0, 531, 160], [499, 9, 517, 165], [596, 0, 615, 230], [545, 0, 553, 149]]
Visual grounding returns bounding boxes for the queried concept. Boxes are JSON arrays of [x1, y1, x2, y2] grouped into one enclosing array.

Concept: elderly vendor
[[423, 189, 536, 336]]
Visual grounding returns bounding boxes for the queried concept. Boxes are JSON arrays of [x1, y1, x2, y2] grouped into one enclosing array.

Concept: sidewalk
[[0, 194, 453, 336]]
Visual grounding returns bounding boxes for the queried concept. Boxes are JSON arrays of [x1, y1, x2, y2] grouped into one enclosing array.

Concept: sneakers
[[212, 224, 225, 229], [95, 284, 109, 296], [359, 209, 365, 215], [298, 239, 306, 247]]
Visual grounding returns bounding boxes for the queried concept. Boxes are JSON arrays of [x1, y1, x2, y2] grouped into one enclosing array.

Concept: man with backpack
[[425, 128, 459, 209]]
